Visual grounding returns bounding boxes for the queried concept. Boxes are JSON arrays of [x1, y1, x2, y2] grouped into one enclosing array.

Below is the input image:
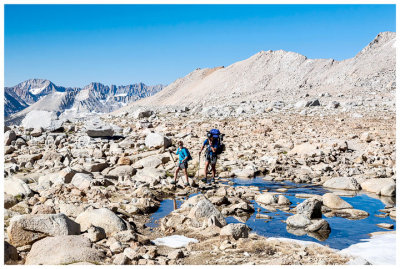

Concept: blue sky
[[5, 4, 396, 87]]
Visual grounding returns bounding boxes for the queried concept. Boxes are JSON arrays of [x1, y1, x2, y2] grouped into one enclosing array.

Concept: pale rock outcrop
[[75, 208, 128, 236], [25, 235, 105, 265], [4, 178, 32, 197], [4, 130, 17, 146], [145, 133, 172, 149], [361, 178, 396, 197], [220, 223, 250, 240], [323, 177, 361, 191], [7, 213, 80, 247], [187, 196, 227, 227], [322, 193, 353, 209]]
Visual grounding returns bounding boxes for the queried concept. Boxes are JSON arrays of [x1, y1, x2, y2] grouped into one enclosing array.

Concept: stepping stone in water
[[376, 223, 394, 229], [276, 188, 288, 192], [256, 213, 272, 219]]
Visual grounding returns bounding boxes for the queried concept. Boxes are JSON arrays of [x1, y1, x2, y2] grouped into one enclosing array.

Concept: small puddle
[[147, 178, 396, 250]]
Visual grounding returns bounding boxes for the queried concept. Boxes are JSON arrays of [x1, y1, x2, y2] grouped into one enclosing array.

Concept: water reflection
[[224, 178, 396, 249]]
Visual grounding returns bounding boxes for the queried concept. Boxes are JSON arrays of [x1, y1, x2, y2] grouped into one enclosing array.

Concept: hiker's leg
[[174, 167, 180, 183], [183, 167, 189, 183], [212, 163, 216, 179], [204, 161, 209, 180]]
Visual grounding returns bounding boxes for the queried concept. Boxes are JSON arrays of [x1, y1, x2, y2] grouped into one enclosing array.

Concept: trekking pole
[[197, 154, 201, 179]]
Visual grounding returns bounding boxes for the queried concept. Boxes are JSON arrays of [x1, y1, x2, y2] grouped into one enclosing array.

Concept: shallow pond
[[147, 178, 396, 250]]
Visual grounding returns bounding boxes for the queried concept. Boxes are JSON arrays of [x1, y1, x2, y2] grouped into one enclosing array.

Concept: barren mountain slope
[[130, 32, 395, 108]]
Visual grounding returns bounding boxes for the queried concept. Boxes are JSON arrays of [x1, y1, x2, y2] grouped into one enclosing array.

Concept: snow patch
[[114, 93, 128, 97], [151, 235, 198, 248], [339, 233, 396, 265], [29, 87, 46, 95]]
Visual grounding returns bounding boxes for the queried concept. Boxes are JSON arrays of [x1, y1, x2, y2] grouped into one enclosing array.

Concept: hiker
[[199, 132, 219, 183], [173, 141, 191, 187]]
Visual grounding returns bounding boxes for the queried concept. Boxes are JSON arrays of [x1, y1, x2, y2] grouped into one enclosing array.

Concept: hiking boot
[[211, 178, 215, 184], [201, 178, 207, 183]]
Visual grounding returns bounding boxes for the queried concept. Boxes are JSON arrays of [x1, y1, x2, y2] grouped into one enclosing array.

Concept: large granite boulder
[[75, 208, 128, 236], [361, 178, 396, 197], [187, 196, 227, 227], [322, 193, 353, 209], [7, 214, 80, 247], [85, 120, 114, 137], [220, 223, 250, 240], [323, 177, 361, 191], [4, 178, 32, 198], [25, 235, 105, 265], [295, 198, 322, 219], [4, 130, 17, 146], [145, 133, 172, 149], [286, 214, 312, 228], [255, 193, 278, 205]]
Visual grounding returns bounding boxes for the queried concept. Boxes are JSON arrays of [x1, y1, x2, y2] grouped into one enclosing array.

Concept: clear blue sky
[[5, 4, 396, 88]]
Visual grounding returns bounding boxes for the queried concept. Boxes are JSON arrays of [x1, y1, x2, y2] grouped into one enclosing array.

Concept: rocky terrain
[[5, 80, 164, 125], [3, 32, 396, 265], [4, 102, 396, 264]]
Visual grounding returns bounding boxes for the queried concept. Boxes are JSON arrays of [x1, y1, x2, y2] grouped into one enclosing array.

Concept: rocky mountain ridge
[[123, 32, 395, 110], [4, 80, 164, 125]]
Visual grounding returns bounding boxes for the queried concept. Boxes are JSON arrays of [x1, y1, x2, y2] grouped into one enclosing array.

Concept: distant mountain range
[[4, 79, 164, 124]]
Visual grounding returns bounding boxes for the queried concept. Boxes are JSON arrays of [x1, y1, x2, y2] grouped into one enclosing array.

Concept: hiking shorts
[[206, 154, 217, 165], [178, 162, 188, 169]]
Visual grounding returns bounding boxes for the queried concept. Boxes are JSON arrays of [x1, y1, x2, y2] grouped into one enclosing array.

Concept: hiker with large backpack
[[173, 141, 192, 187], [199, 129, 224, 184]]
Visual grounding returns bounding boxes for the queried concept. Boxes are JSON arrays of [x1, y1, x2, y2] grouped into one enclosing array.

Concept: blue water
[[226, 178, 396, 250], [147, 178, 396, 250], [147, 192, 200, 229]]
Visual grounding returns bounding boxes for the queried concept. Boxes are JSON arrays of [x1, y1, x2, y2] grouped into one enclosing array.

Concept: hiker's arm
[[199, 145, 204, 155], [210, 145, 217, 153]]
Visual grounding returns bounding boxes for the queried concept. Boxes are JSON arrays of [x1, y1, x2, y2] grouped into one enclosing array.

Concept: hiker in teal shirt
[[173, 141, 191, 187]]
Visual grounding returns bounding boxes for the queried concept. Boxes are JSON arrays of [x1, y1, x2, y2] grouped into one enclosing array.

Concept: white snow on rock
[[151, 235, 198, 248], [29, 87, 46, 95], [339, 233, 396, 265]]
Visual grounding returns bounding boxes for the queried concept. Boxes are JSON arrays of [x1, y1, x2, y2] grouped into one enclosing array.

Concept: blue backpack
[[182, 147, 192, 161], [207, 129, 225, 155]]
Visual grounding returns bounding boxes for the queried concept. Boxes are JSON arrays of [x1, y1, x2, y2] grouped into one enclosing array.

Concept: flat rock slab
[[85, 119, 114, 137], [322, 193, 353, 209], [4, 178, 32, 197], [323, 177, 361, 191], [25, 235, 105, 265], [7, 213, 80, 247], [361, 178, 396, 196], [75, 208, 127, 236], [152, 235, 198, 248], [376, 223, 394, 229]]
